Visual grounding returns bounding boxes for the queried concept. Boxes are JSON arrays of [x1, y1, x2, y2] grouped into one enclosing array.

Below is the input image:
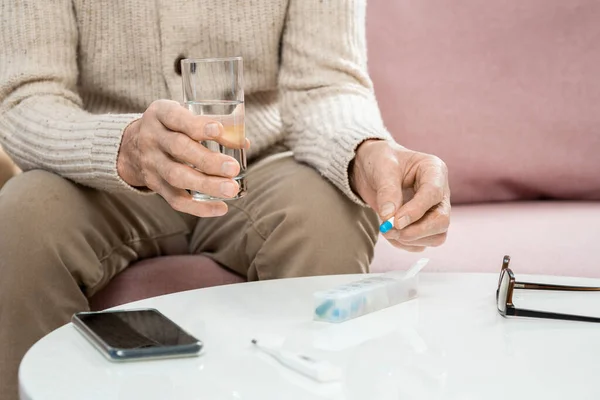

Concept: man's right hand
[[117, 99, 247, 217]]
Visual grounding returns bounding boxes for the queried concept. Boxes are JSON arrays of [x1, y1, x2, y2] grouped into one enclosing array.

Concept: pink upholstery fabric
[[89, 256, 245, 311], [371, 201, 600, 278], [366, 0, 600, 203]]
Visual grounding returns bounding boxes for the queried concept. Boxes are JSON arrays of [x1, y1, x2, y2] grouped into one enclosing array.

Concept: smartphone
[[72, 308, 203, 362]]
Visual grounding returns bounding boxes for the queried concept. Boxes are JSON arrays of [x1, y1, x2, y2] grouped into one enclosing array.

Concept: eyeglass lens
[[497, 270, 510, 314]]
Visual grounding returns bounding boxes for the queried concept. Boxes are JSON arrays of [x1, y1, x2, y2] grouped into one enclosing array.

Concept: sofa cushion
[[371, 201, 600, 278], [91, 202, 599, 311], [366, 0, 600, 204], [89, 255, 245, 311]]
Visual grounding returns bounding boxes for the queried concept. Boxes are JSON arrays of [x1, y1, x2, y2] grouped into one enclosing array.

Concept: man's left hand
[[351, 139, 451, 252]]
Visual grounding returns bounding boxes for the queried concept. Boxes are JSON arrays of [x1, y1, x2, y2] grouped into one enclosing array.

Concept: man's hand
[[117, 99, 249, 218], [351, 139, 451, 252]]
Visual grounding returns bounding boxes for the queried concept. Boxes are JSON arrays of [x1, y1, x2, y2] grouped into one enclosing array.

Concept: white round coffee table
[[19, 272, 600, 399]]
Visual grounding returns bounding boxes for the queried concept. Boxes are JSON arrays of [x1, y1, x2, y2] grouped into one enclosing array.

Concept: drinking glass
[[181, 56, 246, 201]]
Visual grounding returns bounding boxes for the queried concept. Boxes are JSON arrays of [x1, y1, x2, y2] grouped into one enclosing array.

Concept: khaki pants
[[0, 153, 379, 400]]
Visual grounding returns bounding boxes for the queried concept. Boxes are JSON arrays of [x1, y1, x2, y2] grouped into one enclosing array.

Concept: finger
[[156, 156, 240, 199], [373, 156, 404, 220], [395, 199, 450, 241], [395, 163, 446, 230], [158, 130, 240, 178], [388, 240, 426, 252], [396, 232, 448, 248], [157, 179, 228, 218], [151, 100, 224, 142]]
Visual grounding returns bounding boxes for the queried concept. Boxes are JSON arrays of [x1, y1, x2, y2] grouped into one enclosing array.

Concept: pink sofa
[[87, 0, 600, 309]]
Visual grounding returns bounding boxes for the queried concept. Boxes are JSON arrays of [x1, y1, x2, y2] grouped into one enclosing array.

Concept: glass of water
[[181, 56, 246, 201]]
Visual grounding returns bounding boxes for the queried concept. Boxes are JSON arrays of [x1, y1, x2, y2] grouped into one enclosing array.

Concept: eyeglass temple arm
[[514, 281, 600, 291], [509, 307, 600, 323]]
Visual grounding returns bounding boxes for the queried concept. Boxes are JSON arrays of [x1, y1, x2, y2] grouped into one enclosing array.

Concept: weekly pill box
[[313, 271, 420, 323]]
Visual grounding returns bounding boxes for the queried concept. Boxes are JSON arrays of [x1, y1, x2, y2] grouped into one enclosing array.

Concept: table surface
[[19, 272, 600, 400]]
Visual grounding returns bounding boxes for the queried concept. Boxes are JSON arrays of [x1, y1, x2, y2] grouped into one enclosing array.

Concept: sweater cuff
[[318, 95, 393, 207], [90, 114, 146, 193], [1, 95, 149, 194], [325, 126, 392, 207]]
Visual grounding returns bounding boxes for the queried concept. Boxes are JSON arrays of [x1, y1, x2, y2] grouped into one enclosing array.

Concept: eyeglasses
[[497, 255, 600, 323]]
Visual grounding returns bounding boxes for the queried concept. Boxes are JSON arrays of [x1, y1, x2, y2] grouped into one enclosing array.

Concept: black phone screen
[[77, 309, 199, 349]]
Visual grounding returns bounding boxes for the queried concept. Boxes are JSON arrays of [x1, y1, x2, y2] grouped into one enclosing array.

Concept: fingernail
[[205, 122, 220, 138], [396, 216, 411, 230], [212, 205, 228, 217], [380, 202, 395, 218], [221, 161, 238, 177], [220, 181, 238, 197], [387, 231, 400, 241]]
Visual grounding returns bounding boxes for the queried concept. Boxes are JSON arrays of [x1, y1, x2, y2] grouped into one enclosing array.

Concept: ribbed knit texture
[[0, 0, 391, 203]]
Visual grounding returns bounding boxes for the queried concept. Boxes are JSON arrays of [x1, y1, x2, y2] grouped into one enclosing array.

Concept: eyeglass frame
[[496, 255, 600, 323]]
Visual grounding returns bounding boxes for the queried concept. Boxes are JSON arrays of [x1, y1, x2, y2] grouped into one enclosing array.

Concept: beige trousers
[[0, 153, 379, 400]]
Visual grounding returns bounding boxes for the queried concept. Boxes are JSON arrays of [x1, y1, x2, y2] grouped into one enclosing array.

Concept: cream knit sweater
[[0, 0, 391, 204]]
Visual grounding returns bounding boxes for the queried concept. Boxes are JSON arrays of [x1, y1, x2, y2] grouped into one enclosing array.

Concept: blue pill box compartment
[[313, 273, 419, 323]]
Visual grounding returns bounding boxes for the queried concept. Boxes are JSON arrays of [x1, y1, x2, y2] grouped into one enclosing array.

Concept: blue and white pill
[[379, 217, 394, 234]]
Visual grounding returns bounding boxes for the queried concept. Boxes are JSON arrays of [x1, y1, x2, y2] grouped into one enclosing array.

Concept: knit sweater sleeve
[[279, 0, 393, 205], [0, 1, 142, 193]]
